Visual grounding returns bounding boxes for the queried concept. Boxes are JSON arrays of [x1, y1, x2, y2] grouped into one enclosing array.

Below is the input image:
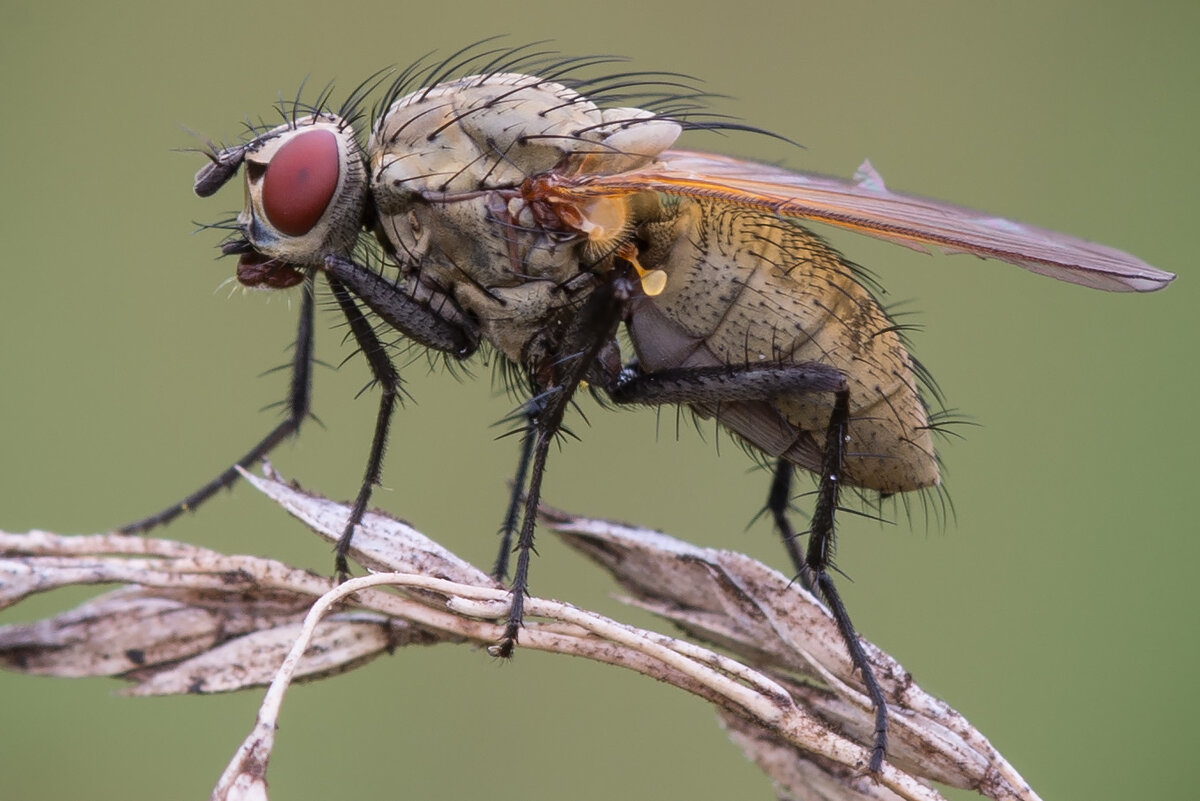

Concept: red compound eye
[[261, 128, 340, 237]]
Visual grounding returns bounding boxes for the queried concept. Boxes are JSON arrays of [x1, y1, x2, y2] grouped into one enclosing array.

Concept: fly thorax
[[369, 73, 681, 195], [368, 72, 681, 282], [367, 72, 682, 365]]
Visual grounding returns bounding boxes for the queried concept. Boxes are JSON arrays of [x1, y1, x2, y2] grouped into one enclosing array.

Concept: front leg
[[319, 255, 479, 577], [324, 274, 403, 580], [119, 275, 318, 534]]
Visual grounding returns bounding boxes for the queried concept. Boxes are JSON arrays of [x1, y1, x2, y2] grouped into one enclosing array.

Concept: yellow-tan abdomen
[[626, 196, 938, 493]]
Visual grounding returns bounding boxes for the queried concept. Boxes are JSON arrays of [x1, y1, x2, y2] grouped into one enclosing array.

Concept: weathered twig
[[0, 467, 1041, 801]]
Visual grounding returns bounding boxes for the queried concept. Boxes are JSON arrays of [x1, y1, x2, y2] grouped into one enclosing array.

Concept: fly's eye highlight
[[261, 128, 341, 237]]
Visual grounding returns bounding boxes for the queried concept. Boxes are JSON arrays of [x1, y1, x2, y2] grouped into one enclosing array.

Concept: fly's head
[[194, 112, 368, 288]]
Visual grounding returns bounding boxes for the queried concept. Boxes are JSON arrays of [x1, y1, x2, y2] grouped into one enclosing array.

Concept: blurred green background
[[1, 2, 1195, 799]]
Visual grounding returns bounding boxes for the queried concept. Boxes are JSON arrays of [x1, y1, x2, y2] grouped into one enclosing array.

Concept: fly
[[122, 43, 1174, 773]]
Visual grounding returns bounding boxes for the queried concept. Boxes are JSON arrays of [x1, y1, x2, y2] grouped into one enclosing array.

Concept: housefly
[[123, 44, 1174, 772]]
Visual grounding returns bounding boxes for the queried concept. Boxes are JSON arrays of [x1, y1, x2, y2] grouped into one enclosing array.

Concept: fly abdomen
[[626, 196, 938, 492]]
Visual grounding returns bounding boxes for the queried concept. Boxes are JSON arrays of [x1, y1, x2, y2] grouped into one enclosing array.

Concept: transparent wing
[[563, 149, 1174, 292]]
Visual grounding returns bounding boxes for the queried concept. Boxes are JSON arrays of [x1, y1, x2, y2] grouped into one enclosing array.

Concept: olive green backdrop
[[2, 2, 1195, 800]]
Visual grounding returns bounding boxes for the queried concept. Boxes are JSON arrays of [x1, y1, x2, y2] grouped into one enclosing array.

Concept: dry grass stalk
[[0, 468, 1040, 801]]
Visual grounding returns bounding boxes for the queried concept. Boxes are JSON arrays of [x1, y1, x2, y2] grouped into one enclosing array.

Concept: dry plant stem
[[546, 511, 1039, 799], [213, 574, 403, 801], [3, 536, 925, 799], [211, 570, 938, 801], [2, 471, 1043, 801]]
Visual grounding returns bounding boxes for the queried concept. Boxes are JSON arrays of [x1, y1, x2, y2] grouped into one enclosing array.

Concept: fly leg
[[323, 256, 479, 358], [494, 273, 634, 657], [323, 274, 402, 579], [120, 275, 318, 534], [805, 391, 890, 773], [608, 362, 890, 772], [495, 392, 559, 658], [493, 422, 533, 581], [492, 323, 623, 577], [320, 255, 479, 577], [765, 461, 814, 591]]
